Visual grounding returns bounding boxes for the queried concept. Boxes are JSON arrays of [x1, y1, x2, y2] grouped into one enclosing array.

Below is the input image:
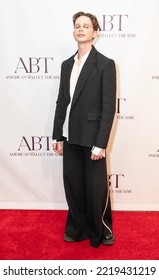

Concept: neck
[[77, 43, 92, 59]]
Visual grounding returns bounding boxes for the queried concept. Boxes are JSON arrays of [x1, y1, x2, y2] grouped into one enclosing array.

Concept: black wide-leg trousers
[[63, 139, 113, 248]]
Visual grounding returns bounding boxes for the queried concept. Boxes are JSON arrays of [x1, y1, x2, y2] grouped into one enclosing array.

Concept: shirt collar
[[74, 50, 90, 64]]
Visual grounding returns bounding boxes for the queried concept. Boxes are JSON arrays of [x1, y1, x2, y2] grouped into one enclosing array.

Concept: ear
[[93, 30, 99, 39]]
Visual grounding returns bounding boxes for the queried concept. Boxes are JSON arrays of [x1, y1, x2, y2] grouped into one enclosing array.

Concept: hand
[[91, 149, 105, 161], [52, 141, 63, 156]]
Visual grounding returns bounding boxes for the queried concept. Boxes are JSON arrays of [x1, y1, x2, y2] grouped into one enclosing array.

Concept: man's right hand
[[52, 142, 63, 156]]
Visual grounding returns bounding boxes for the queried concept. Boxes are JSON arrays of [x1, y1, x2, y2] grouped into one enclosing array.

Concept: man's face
[[73, 16, 98, 44]]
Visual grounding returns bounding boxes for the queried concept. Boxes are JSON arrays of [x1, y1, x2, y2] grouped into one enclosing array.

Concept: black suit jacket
[[52, 46, 116, 149]]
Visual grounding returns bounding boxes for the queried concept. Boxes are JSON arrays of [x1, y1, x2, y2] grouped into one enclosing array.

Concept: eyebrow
[[75, 23, 92, 27]]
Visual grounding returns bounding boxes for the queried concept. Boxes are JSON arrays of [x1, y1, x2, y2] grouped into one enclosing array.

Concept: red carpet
[[0, 210, 158, 260]]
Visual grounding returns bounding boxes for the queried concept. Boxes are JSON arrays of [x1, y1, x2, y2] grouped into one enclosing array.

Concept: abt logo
[[108, 174, 124, 188], [18, 136, 52, 151], [14, 57, 53, 73], [116, 98, 126, 114], [101, 14, 128, 32]]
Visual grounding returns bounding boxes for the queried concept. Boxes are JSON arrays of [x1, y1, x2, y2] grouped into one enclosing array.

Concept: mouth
[[78, 34, 85, 37]]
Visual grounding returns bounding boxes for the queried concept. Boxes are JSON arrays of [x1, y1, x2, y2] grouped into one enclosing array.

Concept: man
[[52, 11, 116, 248]]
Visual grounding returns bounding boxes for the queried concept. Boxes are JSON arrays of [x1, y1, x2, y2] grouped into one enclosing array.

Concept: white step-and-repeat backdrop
[[0, 0, 158, 210]]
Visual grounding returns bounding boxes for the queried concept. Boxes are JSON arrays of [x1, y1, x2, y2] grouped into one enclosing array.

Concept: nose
[[79, 26, 83, 32]]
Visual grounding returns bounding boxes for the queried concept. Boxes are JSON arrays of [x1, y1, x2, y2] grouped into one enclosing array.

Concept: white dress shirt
[[63, 51, 90, 139]]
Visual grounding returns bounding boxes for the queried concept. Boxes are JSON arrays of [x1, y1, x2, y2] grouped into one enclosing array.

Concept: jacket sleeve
[[52, 62, 68, 141], [94, 59, 116, 149]]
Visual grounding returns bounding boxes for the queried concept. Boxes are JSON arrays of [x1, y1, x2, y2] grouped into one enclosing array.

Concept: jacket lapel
[[71, 46, 97, 108]]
